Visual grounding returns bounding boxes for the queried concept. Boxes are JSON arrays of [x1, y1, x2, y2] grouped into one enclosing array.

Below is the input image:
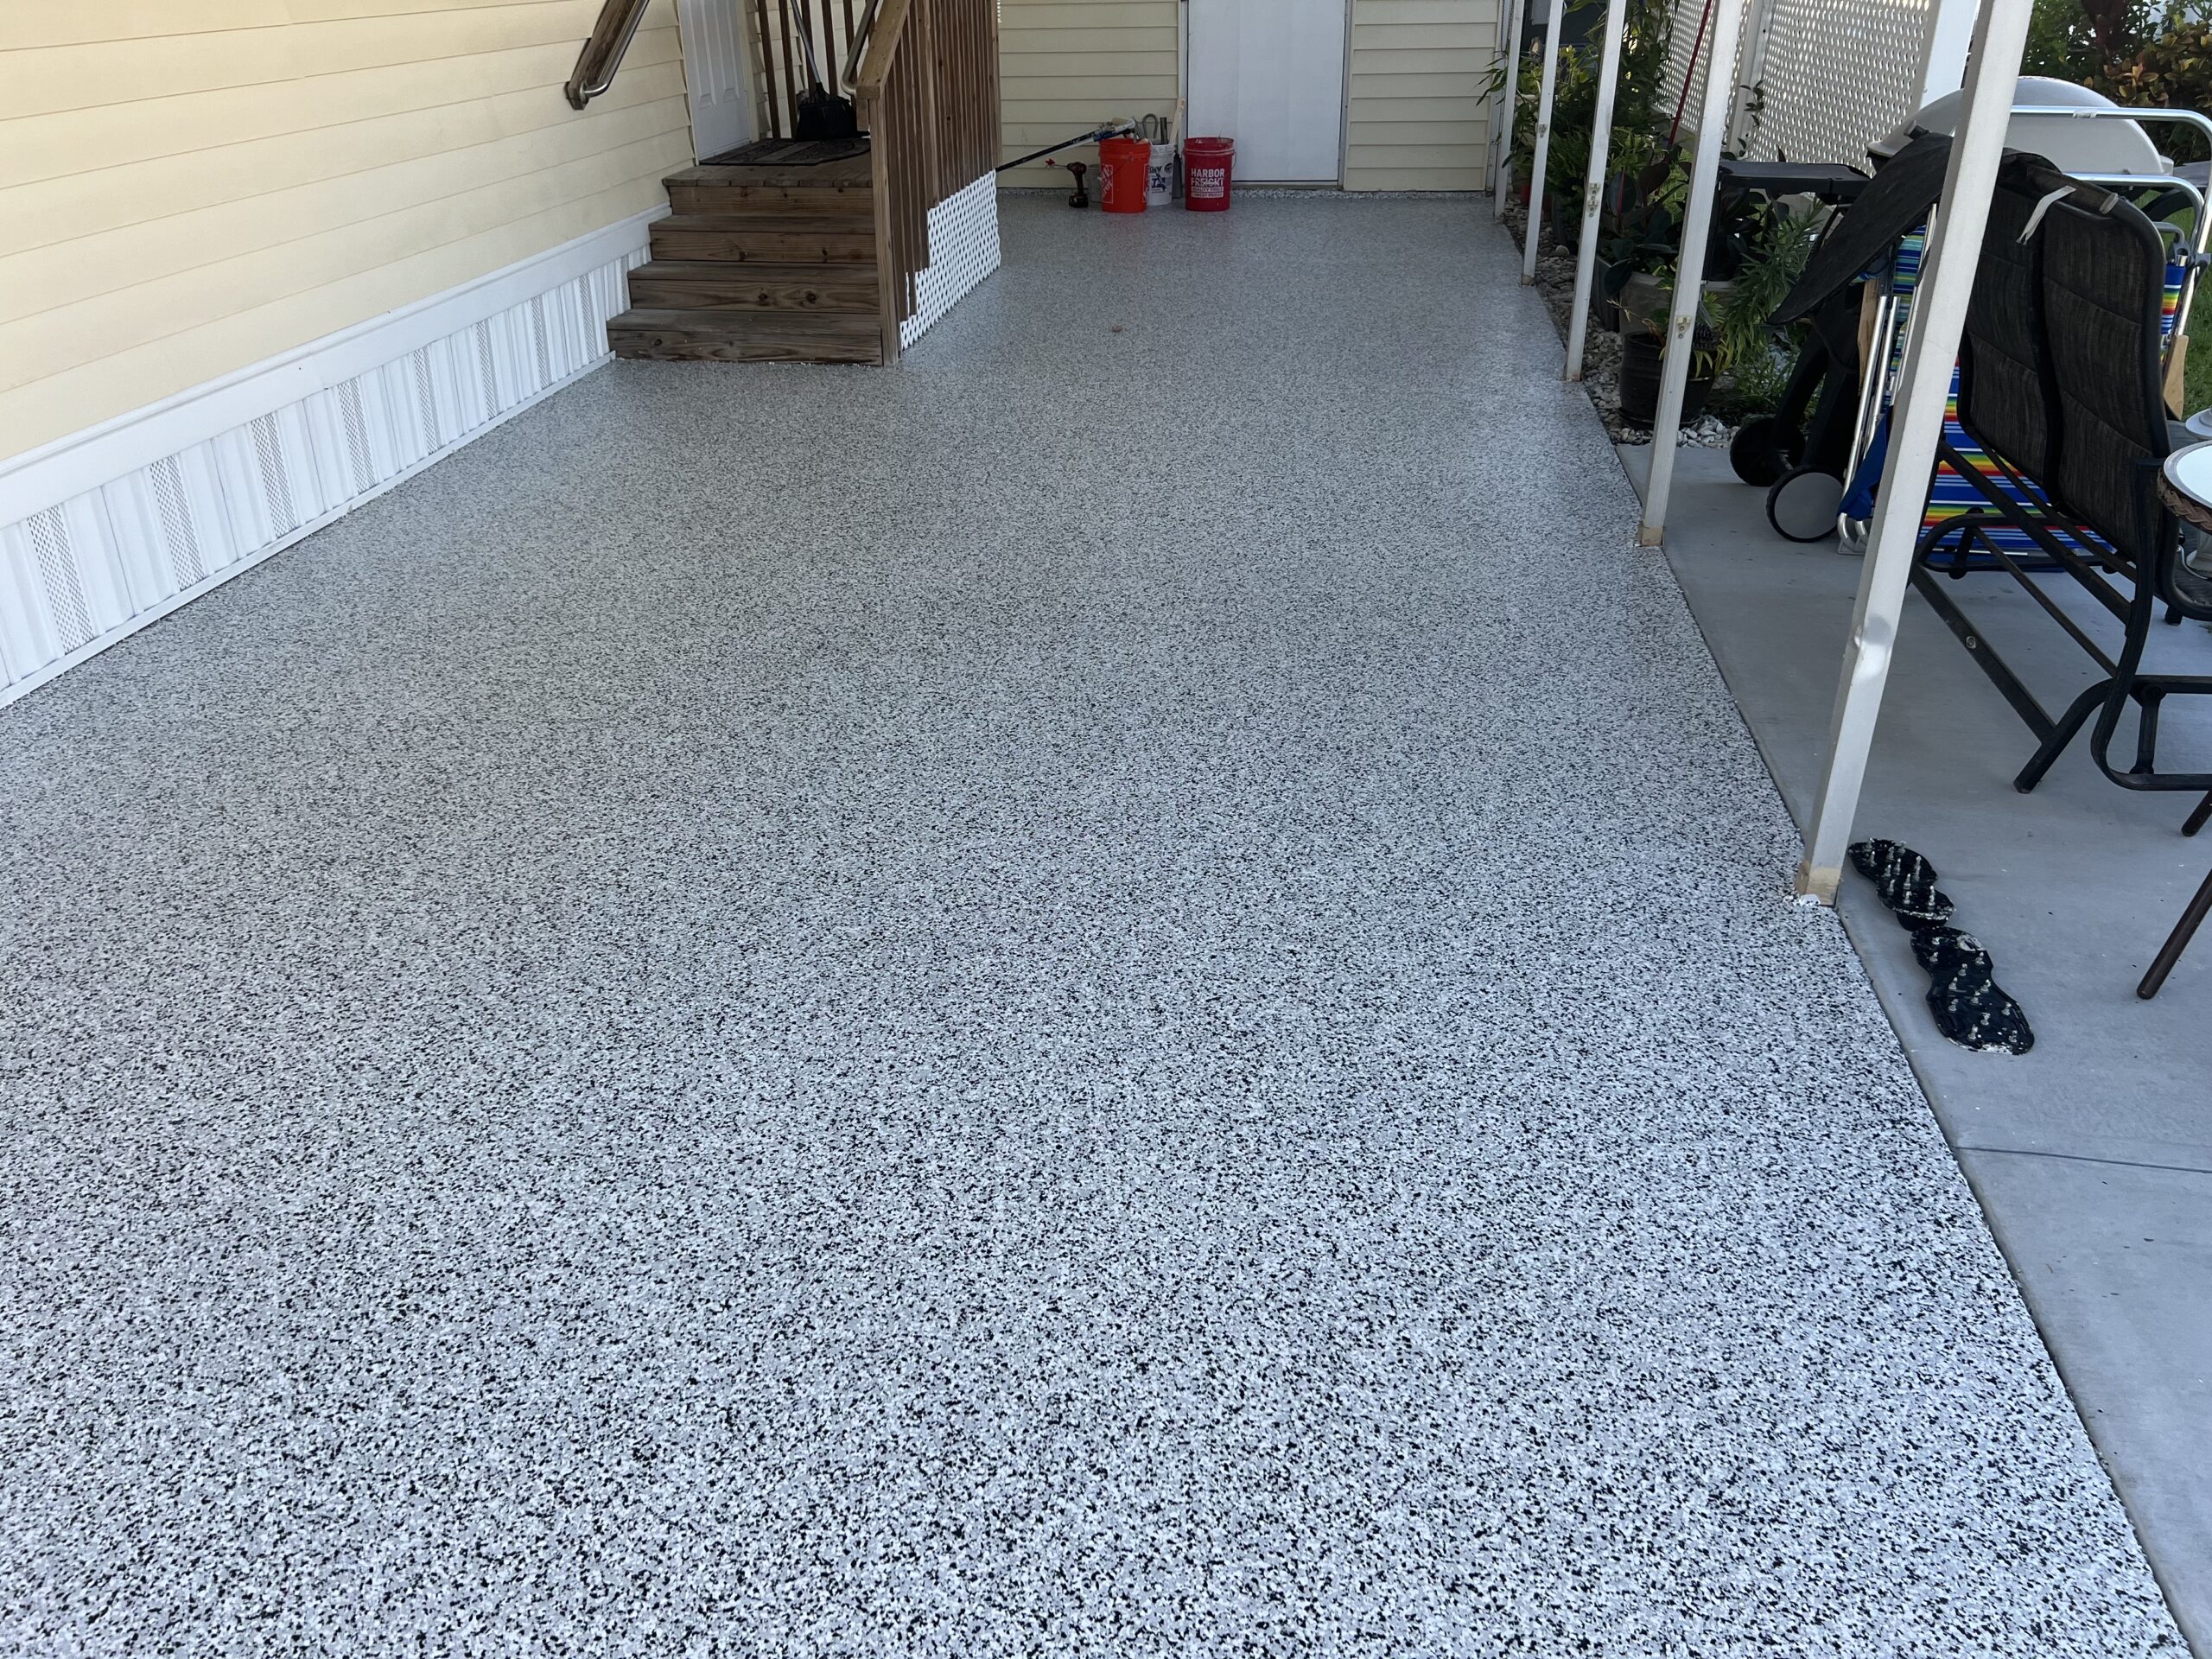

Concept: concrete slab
[[1626, 441, 2212, 1649], [0, 196, 2188, 1654]]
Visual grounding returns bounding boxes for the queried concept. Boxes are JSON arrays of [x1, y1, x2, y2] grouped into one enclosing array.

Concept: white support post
[[1916, 0, 1981, 105], [1521, 0, 1568, 283], [1635, 0, 1750, 543], [1565, 0, 1629, 380], [1796, 0, 2034, 902], [1494, 0, 1529, 221]]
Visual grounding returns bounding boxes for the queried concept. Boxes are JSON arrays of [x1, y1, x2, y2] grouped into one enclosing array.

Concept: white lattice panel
[[1747, 0, 1939, 164], [1660, 0, 1751, 139], [0, 248, 643, 705], [1661, 0, 1937, 163], [901, 174, 1001, 350]]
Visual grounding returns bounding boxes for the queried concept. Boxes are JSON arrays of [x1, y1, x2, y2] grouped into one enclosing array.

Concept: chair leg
[[2186, 791, 2212, 838], [2139, 865, 2212, 998], [2133, 686, 2166, 775], [2017, 683, 2107, 792]]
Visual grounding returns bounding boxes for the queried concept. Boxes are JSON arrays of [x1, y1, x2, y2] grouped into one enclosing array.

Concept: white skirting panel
[[901, 174, 1002, 350], [0, 213, 659, 709]]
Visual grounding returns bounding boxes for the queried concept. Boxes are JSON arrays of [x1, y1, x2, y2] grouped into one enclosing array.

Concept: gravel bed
[[1501, 194, 1735, 450]]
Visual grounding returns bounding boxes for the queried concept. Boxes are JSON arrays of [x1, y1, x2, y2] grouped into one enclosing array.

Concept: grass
[[2188, 280, 2212, 421]]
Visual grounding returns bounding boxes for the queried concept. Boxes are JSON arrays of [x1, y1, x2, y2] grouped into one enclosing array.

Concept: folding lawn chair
[[1904, 157, 2212, 803]]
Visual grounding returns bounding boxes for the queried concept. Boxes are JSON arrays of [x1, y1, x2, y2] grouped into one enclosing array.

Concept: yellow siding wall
[[998, 0, 1179, 188], [0, 0, 698, 462], [1344, 0, 1496, 190]]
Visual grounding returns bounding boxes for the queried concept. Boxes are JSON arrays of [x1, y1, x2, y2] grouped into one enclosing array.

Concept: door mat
[[701, 137, 870, 168]]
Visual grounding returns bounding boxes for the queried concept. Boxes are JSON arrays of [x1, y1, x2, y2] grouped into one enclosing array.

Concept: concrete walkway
[[0, 197, 2186, 1654], [1633, 442, 2212, 1652]]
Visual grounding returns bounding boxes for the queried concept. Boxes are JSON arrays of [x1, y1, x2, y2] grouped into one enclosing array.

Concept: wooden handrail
[[850, 0, 912, 98], [566, 0, 653, 109], [844, 0, 996, 363]]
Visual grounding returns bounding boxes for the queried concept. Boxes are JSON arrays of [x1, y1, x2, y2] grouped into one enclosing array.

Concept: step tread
[[672, 146, 873, 188], [608, 307, 885, 364], [648, 218, 878, 264], [624, 261, 880, 312], [666, 181, 874, 215], [655, 212, 878, 234]]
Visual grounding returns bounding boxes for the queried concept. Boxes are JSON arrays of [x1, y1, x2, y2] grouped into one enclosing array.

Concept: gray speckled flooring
[[0, 197, 2187, 1656]]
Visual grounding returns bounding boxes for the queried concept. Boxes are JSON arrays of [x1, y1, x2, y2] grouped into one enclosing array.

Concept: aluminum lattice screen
[[1659, 0, 1938, 165], [1747, 0, 1940, 163]]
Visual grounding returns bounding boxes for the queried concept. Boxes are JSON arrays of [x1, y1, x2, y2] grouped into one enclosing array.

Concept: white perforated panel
[[1661, 0, 1937, 164], [1660, 0, 1750, 139], [901, 174, 1001, 350], [1748, 0, 1937, 163]]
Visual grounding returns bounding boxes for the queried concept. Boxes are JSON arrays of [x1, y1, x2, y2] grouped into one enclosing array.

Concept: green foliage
[[1713, 200, 1821, 404], [1599, 150, 1691, 295], [1504, 0, 1676, 200], [2024, 0, 2212, 160]]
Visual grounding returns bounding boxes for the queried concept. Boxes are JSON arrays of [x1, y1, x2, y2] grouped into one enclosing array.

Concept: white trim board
[[0, 210, 661, 708]]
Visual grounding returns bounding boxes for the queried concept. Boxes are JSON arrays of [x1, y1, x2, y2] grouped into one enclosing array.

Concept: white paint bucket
[[1146, 143, 1177, 207]]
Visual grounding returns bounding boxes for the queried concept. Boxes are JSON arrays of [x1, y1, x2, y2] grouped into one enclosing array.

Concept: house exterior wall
[[0, 0, 698, 464], [1344, 0, 1497, 191], [998, 0, 1180, 188]]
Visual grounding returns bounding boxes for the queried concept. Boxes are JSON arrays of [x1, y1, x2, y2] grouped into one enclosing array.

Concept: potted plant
[[1618, 306, 1719, 427], [1597, 146, 1688, 332], [1707, 196, 1823, 418], [1614, 196, 1822, 429]]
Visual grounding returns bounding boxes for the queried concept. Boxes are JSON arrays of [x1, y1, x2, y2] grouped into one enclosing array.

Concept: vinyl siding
[[999, 0, 1179, 188], [1343, 0, 1497, 190], [0, 0, 696, 462]]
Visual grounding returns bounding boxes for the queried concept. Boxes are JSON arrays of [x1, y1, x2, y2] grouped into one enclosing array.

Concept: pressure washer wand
[[995, 124, 1135, 175]]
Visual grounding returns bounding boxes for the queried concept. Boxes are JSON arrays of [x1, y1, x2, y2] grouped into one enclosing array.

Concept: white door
[[676, 0, 756, 162], [1188, 0, 1349, 183]]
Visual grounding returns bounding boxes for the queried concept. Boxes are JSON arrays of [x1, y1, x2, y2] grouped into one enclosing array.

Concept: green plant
[[1598, 149, 1690, 299], [1712, 199, 1822, 405], [2024, 0, 2212, 160], [1498, 0, 1677, 202]]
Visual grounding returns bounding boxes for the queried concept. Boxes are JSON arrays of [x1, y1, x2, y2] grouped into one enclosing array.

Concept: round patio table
[[2139, 444, 2212, 996]]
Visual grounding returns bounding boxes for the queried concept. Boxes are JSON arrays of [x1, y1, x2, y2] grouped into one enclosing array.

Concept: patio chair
[[1904, 156, 2212, 803]]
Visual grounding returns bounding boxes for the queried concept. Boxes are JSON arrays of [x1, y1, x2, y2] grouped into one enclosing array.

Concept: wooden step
[[625, 260, 880, 313], [665, 179, 874, 218], [607, 308, 885, 365], [649, 214, 876, 264], [683, 142, 874, 187]]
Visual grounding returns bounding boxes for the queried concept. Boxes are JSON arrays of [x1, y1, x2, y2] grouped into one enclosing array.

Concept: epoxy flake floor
[[0, 198, 2187, 1656]]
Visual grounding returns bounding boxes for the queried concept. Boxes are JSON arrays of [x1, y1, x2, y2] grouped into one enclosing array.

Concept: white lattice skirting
[[0, 213, 657, 709], [901, 174, 1001, 351]]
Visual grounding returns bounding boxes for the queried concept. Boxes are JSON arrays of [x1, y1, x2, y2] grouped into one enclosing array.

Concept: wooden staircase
[[608, 146, 890, 365]]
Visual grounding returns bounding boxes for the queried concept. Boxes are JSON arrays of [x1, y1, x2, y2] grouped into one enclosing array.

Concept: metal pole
[[1565, 0, 1629, 379], [1494, 0, 1529, 220], [1795, 0, 2035, 902], [1521, 0, 1567, 283], [1634, 0, 1751, 543]]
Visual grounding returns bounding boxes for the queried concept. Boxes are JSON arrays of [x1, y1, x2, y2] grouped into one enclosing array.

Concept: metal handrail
[[565, 0, 653, 110], [840, 0, 886, 96]]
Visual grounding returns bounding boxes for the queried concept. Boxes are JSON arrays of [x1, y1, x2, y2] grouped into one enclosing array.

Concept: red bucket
[[1184, 136, 1234, 211], [1098, 136, 1150, 213]]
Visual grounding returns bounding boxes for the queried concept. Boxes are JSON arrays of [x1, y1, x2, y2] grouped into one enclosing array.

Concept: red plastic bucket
[[1098, 136, 1150, 213], [1184, 136, 1234, 211]]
